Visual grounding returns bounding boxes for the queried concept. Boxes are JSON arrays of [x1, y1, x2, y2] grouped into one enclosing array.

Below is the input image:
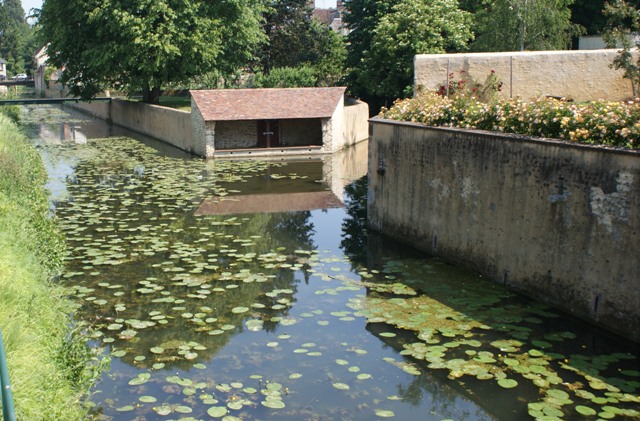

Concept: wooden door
[[257, 120, 280, 148]]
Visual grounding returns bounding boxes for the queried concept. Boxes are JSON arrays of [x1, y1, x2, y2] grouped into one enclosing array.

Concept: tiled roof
[[194, 191, 343, 215], [190, 87, 346, 121]]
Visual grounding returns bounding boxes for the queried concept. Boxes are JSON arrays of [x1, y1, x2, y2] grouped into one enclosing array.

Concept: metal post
[[0, 329, 17, 421]]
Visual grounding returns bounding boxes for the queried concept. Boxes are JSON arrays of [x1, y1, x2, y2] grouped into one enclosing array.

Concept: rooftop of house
[[195, 191, 343, 215], [190, 87, 346, 121]]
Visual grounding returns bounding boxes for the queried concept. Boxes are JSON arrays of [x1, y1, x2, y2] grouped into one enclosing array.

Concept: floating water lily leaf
[[154, 404, 172, 415], [207, 406, 228, 417], [232, 306, 249, 314], [498, 379, 518, 389], [139, 395, 157, 403], [375, 409, 395, 417], [115, 405, 134, 412], [261, 399, 285, 409], [128, 372, 151, 385], [576, 405, 597, 416], [333, 382, 350, 390]]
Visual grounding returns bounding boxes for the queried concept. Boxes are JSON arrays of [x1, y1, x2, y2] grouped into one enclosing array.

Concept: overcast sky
[[21, 0, 42, 15]]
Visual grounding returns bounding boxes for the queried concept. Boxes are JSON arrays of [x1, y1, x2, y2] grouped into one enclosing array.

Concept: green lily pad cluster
[[32, 130, 639, 421]]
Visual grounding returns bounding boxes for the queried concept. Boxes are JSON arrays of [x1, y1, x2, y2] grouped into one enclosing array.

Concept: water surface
[[25, 105, 640, 421]]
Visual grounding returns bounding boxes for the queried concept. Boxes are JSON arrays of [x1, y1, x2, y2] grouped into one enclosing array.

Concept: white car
[[14, 74, 28, 81]]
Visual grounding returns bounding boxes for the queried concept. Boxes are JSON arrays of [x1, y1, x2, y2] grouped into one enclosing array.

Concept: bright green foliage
[[343, 0, 399, 106], [360, 0, 473, 101], [38, 0, 266, 103], [344, 0, 472, 108], [381, 91, 640, 149], [256, 1, 346, 86], [603, 0, 640, 97], [0, 0, 33, 76], [251, 65, 319, 88], [0, 114, 107, 420], [471, 0, 583, 52]]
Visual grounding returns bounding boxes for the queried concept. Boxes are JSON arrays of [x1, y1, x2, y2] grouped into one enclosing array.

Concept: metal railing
[[0, 328, 17, 421]]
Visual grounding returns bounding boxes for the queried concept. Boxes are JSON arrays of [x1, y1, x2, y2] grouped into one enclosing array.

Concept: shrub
[[380, 91, 640, 149], [250, 65, 319, 88]]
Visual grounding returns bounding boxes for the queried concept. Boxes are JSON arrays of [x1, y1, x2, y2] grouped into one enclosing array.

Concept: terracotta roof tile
[[194, 191, 343, 215], [190, 87, 346, 121]]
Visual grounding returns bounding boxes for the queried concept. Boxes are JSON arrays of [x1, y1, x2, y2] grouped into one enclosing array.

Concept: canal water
[[23, 105, 639, 421]]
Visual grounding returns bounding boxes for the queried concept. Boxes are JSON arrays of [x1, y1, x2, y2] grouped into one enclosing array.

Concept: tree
[[351, 0, 473, 106], [603, 0, 640, 96], [0, 0, 31, 75], [255, 1, 346, 86], [343, 0, 398, 107], [471, 0, 583, 52], [38, 0, 266, 103]]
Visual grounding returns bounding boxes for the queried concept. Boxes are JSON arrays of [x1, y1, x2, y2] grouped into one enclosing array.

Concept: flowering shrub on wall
[[380, 91, 640, 149]]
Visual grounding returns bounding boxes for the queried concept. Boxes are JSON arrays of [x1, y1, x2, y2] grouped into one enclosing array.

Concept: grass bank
[[0, 112, 105, 420]]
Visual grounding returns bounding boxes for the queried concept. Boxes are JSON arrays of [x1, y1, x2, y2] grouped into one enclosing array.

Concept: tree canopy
[[344, 0, 472, 108], [38, 0, 265, 103], [254, 0, 346, 87], [471, 0, 583, 52], [0, 0, 32, 75]]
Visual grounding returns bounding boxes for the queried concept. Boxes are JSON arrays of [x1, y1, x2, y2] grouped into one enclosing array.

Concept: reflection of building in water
[[323, 139, 368, 200], [36, 121, 119, 145], [195, 141, 369, 216]]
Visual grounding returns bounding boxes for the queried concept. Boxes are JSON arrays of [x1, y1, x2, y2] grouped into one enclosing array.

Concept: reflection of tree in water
[[340, 176, 368, 268], [367, 324, 500, 421], [50, 140, 319, 370], [268, 211, 315, 252]]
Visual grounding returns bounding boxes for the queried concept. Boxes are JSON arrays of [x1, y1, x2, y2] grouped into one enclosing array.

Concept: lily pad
[[497, 379, 518, 389]]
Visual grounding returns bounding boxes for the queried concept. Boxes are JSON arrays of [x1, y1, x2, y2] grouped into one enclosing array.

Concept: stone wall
[[414, 49, 638, 101], [68, 99, 195, 154], [343, 98, 370, 147], [368, 118, 640, 341], [215, 120, 256, 149]]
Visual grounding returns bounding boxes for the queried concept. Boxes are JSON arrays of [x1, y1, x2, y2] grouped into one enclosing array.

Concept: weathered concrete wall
[[343, 99, 370, 147], [414, 50, 638, 102], [368, 118, 640, 341], [68, 99, 195, 154]]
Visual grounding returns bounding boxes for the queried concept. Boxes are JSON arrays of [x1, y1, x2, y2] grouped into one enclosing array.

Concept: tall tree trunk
[[142, 84, 161, 104]]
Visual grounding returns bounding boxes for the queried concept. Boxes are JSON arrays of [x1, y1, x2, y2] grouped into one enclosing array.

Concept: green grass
[[158, 95, 191, 111], [0, 113, 107, 420]]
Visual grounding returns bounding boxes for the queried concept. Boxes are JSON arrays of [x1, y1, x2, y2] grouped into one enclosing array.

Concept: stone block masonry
[[368, 118, 640, 341], [414, 49, 640, 102]]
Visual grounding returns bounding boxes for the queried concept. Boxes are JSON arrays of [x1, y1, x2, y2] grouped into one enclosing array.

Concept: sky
[[315, 0, 337, 8], [21, 0, 42, 15], [19, 1, 336, 19]]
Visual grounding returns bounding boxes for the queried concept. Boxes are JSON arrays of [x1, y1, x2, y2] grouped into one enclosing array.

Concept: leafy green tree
[[251, 65, 319, 88], [256, 1, 346, 86], [355, 0, 473, 105], [603, 0, 640, 96], [343, 0, 398, 107], [471, 0, 583, 52], [0, 0, 31, 75], [38, 0, 265, 103]]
